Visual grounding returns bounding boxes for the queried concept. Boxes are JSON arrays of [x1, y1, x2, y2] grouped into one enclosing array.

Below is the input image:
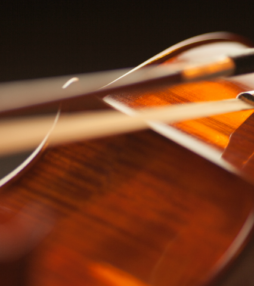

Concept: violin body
[[1, 33, 254, 286]]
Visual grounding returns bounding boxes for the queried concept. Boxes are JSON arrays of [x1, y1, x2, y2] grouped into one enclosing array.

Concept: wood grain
[[1, 33, 254, 286], [1, 130, 254, 286]]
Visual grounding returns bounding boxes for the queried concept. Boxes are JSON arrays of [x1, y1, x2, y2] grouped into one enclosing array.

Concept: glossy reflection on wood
[[1, 33, 254, 286], [1, 130, 254, 286]]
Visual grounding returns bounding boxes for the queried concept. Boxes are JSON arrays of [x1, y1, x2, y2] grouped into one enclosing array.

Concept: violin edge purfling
[[1, 32, 254, 286]]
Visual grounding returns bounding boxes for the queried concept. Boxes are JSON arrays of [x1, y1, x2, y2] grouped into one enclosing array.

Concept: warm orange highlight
[[90, 263, 149, 286]]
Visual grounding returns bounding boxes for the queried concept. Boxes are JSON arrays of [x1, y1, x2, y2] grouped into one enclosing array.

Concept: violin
[[1, 32, 254, 286]]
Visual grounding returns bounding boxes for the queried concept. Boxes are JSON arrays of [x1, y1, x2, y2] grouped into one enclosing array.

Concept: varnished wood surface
[[2, 33, 254, 286], [2, 130, 254, 286], [106, 38, 254, 153]]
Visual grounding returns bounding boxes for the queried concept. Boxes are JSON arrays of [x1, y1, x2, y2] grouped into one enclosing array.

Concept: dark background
[[0, 0, 253, 82], [1, 2, 254, 284]]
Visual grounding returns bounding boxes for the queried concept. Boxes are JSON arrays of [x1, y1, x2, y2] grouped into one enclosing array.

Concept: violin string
[[0, 98, 252, 156], [0, 49, 252, 114], [0, 48, 254, 115]]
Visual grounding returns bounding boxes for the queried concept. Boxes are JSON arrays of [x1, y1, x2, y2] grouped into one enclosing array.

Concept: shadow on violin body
[[1, 32, 254, 286]]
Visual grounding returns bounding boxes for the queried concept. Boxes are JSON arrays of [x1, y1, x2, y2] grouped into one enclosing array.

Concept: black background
[[0, 0, 253, 82], [1, 1, 254, 282]]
